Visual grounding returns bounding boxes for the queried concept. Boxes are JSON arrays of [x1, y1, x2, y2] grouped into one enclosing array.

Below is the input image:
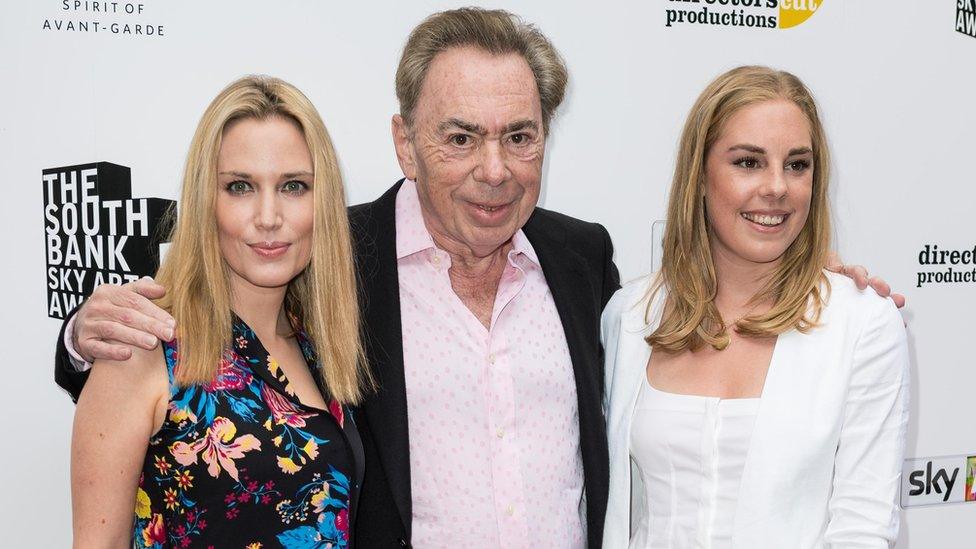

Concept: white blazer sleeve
[[823, 298, 910, 548]]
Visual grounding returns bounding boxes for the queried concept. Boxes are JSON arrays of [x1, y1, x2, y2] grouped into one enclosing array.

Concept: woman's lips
[[740, 212, 790, 233], [249, 242, 291, 258]]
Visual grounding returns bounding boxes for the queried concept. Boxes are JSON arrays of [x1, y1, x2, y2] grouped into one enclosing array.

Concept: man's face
[[392, 46, 545, 258]]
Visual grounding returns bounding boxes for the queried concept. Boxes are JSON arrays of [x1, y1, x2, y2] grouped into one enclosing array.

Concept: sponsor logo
[[664, 0, 822, 30], [42, 161, 174, 318], [959, 0, 976, 39], [42, 1, 166, 37], [902, 454, 976, 507], [915, 244, 976, 287]]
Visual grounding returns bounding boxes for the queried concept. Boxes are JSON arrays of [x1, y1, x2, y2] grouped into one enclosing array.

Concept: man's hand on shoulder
[[74, 277, 175, 363], [826, 252, 907, 309]]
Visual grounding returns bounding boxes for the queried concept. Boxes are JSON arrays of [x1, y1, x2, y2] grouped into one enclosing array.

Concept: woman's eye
[[227, 181, 251, 194], [787, 160, 811, 172], [451, 134, 470, 146], [283, 180, 309, 193], [734, 157, 760, 169]]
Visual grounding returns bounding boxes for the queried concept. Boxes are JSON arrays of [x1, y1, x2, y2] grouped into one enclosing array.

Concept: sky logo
[[901, 454, 976, 507]]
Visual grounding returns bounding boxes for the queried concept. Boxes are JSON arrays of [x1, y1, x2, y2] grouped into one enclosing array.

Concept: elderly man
[[58, 8, 615, 548], [55, 7, 898, 548]]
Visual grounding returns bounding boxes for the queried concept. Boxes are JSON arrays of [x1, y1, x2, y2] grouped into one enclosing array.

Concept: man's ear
[[392, 114, 418, 181]]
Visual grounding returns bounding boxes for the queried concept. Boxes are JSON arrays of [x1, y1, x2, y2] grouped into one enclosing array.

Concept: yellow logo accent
[[779, 0, 822, 29]]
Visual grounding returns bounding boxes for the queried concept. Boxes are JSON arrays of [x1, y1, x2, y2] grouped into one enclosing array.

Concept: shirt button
[[496, 428, 505, 439], [506, 505, 515, 516], [488, 353, 496, 364]]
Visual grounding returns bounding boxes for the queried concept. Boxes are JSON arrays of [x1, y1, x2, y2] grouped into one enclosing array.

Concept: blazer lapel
[[523, 214, 610, 547], [604, 286, 657, 545], [354, 181, 413, 537], [733, 328, 800, 543]]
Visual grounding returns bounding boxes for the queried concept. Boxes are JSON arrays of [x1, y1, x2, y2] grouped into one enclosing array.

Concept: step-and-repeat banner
[[1, 1, 972, 545]]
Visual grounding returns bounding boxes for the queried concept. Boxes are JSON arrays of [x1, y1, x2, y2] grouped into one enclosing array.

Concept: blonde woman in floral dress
[[71, 76, 370, 548]]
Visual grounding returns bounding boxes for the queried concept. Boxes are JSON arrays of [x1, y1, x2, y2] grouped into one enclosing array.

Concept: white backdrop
[[1, 0, 973, 546]]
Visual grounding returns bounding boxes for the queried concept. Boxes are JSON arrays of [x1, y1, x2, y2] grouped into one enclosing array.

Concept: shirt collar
[[394, 179, 540, 267]]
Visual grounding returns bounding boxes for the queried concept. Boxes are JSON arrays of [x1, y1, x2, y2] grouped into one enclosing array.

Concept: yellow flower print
[[311, 482, 331, 514], [134, 488, 151, 519], [276, 456, 301, 475], [162, 487, 180, 510], [153, 455, 172, 475], [175, 469, 194, 490], [302, 439, 319, 461], [169, 402, 197, 424]]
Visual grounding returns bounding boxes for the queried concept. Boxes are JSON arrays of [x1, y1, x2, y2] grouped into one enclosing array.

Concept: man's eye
[[227, 181, 251, 194], [451, 134, 470, 146], [510, 133, 527, 145]]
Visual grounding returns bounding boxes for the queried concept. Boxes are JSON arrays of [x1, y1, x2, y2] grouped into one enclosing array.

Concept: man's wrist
[[63, 315, 93, 372]]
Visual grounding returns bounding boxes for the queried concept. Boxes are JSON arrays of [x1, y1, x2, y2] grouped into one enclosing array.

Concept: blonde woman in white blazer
[[601, 66, 909, 549]]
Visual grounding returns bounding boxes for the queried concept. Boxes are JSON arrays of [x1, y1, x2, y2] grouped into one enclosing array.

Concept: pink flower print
[[328, 400, 345, 428], [142, 514, 166, 546], [336, 508, 349, 534], [170, 416, 261, 481], [262, 384, 314, 428], [205, 353, 253, 392]]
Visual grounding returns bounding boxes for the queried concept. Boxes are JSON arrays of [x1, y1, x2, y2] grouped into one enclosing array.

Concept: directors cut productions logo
[[960, 0, 976, 39], [902, 454, 976, 507], [665, 0, 822, 30], [42, 162, 174, 319], [915, 244, 976, 288]]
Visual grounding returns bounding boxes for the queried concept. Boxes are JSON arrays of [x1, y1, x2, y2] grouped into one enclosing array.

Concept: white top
[[629, 378, 760, 549], [602, 272, 909, 548]]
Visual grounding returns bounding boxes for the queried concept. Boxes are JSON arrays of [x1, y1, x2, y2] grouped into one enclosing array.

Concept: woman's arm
[[824, 299, 910, 547], [70, 346, 168, 548]]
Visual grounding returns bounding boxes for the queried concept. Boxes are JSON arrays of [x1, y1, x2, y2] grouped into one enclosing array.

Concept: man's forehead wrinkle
[[430, 94, 541, 134], [438, 118, 487, 135]]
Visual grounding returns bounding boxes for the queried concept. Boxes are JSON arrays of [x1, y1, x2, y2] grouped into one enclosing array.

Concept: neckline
[[230, 313, 331, 414], [643, 374, 762, 403]]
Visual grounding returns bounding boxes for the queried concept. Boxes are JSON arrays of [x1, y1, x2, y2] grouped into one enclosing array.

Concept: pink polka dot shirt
[[395, 180, 585, 548]]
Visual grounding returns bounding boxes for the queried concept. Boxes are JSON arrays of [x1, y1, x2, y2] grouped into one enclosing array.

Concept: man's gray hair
[[395, 7, 568, 133]]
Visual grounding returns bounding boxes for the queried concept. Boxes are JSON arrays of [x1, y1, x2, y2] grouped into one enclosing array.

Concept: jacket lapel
[[523, 214, 609, 547], [354, 181, 413, 537]]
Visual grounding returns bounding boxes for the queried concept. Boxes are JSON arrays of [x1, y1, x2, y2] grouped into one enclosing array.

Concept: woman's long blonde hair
[[647, 66, 832, 352], [155, 75, 371, 404]]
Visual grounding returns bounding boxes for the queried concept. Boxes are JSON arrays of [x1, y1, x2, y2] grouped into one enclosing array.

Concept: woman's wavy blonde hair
[[647, 65, 832, 352], [155, 75, 371, 404]]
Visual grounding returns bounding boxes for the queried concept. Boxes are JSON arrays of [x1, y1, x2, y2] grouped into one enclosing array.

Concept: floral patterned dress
[[133, 317, 364, 548]]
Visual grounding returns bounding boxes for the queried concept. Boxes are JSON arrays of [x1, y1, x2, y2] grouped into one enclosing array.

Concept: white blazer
[[601, 272, 910, 548]]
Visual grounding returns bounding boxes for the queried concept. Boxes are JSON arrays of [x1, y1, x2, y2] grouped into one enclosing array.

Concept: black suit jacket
[[55, 180, 621, 548]]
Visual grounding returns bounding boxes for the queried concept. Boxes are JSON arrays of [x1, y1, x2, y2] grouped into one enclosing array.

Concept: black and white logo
[[43, 1, 166, 37], [959, 0, 976, 39], [42, 161, 174, 318], [915, 244, 976, 287], [901, 454, 976, 507]]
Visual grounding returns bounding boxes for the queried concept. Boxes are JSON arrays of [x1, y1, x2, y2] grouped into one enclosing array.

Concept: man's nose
[[473, 140, 511, 187]]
